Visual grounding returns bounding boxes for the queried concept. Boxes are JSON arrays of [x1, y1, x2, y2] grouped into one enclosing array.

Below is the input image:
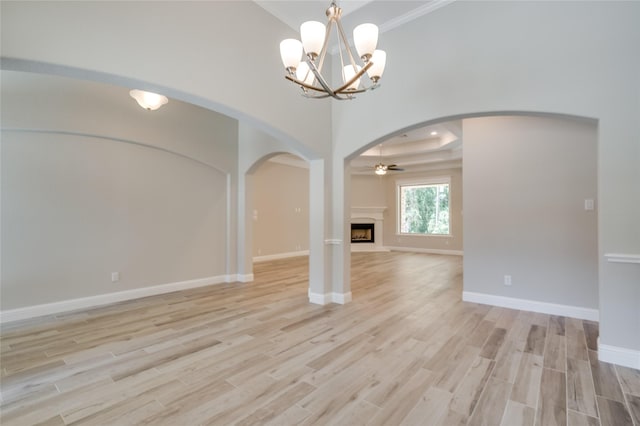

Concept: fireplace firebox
[[351, 223, 375, 243]]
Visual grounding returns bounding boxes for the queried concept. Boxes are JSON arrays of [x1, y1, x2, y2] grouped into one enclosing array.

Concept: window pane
[[399, 183, 449, 234]]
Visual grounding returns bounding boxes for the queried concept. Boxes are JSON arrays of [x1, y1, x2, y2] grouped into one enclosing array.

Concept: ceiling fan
[[374, 162, 404, 175], [373, 144, 404, 175]]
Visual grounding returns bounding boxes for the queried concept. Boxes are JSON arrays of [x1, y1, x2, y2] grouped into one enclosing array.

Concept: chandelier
[[279, 1, 387, 100]]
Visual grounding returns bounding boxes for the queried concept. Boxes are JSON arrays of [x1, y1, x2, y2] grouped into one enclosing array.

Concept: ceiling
[[254, 1, 454, 35], [349, 120, 463, 175], [257, 0, 461, 175]]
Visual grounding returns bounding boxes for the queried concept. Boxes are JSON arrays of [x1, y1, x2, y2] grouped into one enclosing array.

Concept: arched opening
[[344, 112, 599, 318], [244, 153, 311, 298]]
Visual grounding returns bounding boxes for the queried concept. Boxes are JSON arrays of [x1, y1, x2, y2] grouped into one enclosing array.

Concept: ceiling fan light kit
[[279, 1, 387, 100]]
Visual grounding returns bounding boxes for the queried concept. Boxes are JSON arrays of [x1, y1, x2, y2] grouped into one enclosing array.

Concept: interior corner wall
[[252, 160, 309, 258], [463, 115, 598, 309]]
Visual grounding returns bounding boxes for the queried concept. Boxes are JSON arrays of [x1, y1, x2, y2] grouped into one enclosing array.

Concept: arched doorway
[[343, 113, 598, 320]]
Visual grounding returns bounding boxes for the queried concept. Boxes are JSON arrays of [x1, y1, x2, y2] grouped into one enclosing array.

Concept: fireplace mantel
[[351, 207, 388, 252], [351, 207, 386, 221]]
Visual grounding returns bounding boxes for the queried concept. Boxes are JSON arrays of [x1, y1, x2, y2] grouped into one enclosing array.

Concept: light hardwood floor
[[1, 252, 639, 425]]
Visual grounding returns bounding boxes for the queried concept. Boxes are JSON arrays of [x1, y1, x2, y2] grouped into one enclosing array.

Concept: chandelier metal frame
[[280, 1, 386, 100]]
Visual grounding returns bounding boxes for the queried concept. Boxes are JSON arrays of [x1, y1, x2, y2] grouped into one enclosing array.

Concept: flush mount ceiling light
[[279, 1, 387, 100], [129, 89, 168, 111]]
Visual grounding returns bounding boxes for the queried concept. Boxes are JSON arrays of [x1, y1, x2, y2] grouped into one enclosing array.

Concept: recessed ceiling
[[351, 120, 463, 175]]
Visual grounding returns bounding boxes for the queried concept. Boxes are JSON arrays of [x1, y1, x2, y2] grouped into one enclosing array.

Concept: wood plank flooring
[[1, 252, 638, 425]]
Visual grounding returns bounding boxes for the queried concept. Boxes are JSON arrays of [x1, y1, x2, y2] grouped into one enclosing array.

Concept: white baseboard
[[0, 275, 232, 324], [332, 292, 352, 304], [386, 246, 463, 256], [234, 274, 254, 283], [462, 291, 599, 322], [598, 339, 640, 369], [253, 250, 309, 262], [308, 291, 331, 305], [308, 291, 353, 305], [351, 246, 390, 252]]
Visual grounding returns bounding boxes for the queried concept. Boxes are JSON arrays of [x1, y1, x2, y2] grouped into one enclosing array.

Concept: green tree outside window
[[399, 183, 450, 234]]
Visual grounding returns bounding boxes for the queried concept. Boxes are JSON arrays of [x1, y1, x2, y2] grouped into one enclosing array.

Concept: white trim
[[386, 246, 463, 256], [253, 250, 309, 263], [598, 339, 640, 369], [332, 292, 352, 304], [379, 0, 456, 34], [235, 274, 254, 283], [324, 239, 342, 245], [0, 275, 231, 324], [267, 154, 309, 169], [351, 207, 387, 221], [462, 291, 599, 322], [308, 291, 331, 305], [604, 253, 640, 264], [351, 245, 390, 253]]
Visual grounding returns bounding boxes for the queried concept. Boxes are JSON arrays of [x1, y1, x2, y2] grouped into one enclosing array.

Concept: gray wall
[[252, 159, 309, 258], [1, 71, 238, 310], [463, 115, 598, 308]]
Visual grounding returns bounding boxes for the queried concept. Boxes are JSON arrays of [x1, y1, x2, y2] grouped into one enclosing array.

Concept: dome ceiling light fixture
[[129, 89, 168, 111], [279, 1, 387, 100]]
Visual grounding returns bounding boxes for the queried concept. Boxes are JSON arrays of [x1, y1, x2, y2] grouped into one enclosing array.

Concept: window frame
[[396, 176, 452, 237]]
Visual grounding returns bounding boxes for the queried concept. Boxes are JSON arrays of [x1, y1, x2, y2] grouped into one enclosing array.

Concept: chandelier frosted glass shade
[[300, 21, 326, 57], [279, 1, 386, 100], [129, 90, 168, 111], [353, 23, 378, 61]]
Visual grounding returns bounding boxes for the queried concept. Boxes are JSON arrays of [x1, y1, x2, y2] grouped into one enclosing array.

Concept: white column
[[308, 159, 332, 304]]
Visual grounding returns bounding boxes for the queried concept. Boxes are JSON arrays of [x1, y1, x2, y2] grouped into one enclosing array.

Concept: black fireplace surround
[[351, 223, 375, 243]]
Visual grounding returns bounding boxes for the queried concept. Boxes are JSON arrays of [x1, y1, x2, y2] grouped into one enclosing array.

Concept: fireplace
[[351, 223, 375, 243]]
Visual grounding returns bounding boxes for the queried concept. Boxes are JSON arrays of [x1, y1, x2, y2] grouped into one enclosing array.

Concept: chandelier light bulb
[[367, 50, 387, 82], [129, 89, 168, 111], [296, 62, 316, 86], [300, 21, 326, 58], [353, 23, 378, 61], [280, 39, 303, 73], [344, 65, 362, 90]]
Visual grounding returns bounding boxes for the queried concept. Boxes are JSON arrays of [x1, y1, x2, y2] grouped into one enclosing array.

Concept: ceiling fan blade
[[387, 166, 405, 171]]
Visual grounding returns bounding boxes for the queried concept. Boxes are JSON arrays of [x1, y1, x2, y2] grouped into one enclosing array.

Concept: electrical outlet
[[504, 275, 512, 286], [111, 272, 120, 283]]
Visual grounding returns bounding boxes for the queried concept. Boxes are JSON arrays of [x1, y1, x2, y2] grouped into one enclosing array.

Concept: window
[[398, 178, 450, 235]]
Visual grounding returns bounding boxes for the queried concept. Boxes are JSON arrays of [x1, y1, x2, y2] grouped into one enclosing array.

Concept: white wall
[[463, 115, 598, 309], [1, 71, 238, 311], [252, 159, 309, 258]]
